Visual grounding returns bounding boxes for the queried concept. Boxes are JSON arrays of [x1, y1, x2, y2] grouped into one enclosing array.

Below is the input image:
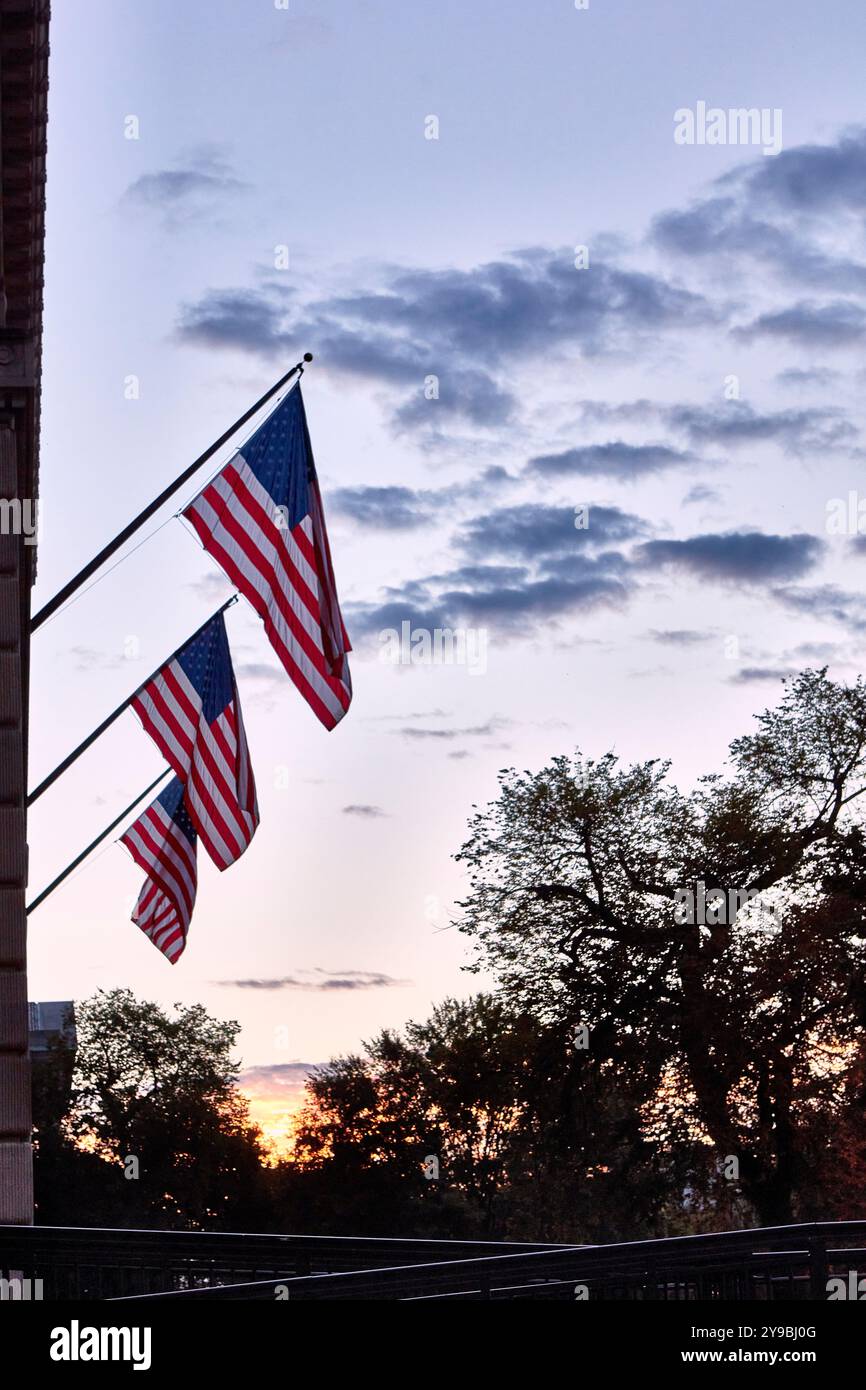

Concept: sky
[[26, 0, 866, 1145]]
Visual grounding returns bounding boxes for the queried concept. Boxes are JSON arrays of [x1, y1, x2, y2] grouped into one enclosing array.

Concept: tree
[[291, 996, 528, 1236], [52, 988, 269, 1229], [288, 994, 677, 1241], [455, 670, 866, 1225]]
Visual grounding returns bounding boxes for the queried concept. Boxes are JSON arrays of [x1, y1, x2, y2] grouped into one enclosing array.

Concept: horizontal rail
[[0, 1224, 570, 1299], [111, 1220, 866, 1302], [6, 1220, 865, 1302]]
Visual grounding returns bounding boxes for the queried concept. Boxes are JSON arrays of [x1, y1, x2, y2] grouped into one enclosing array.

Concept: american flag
[[183, 385, 352, 730], [131, 612, 259, 870], [121, 776, 197, 964]]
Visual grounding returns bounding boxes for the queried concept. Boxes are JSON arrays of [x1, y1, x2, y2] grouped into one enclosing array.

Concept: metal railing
[[110, 1221, 866, 1302], [0, 1224, 568, 1300]]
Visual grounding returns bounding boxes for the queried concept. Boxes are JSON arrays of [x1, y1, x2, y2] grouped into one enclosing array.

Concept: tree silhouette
[[455, 670, 866, 1224], [39, 988, 269, 1229], [289, 994, 679, 1240]]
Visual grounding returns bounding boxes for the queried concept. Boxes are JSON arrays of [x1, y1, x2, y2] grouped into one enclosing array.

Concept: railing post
[[808, 1240, 828, 1301]]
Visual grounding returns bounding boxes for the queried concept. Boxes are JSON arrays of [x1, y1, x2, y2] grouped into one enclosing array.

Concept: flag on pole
[[182, 385, 352, 730], [120, 776, 198, 963], [131, 612, 259, 869]]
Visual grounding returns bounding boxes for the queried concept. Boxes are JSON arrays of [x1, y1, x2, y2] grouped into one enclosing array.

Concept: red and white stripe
[[185, 455, 352, 730], [132, 662, 258, 870], [121, 801, 197, 964]]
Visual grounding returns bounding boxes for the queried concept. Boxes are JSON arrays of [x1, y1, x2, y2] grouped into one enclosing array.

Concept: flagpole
[[26, 595, 238, 806], [26, 768, 173, 915], [30, 354, 313, 633]]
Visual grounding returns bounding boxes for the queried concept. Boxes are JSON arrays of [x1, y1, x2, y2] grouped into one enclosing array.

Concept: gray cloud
[[328, 484, 436, 530], [527, 441, 692, 480], [219, 969, 411, 992], [176, 288, 294, 355], [327, 469, 511, 531], [734, 301, 866, 348], [458, 503, 649, 561], [771, 583, 866, 631], [668, 403, 856, 456], [776, 366, 843, 390], [125, 149, 248, 226], [127, 168, 246, 207], [394, 718, 508, 741], [648, 629, 713, 646], [345, 499, 650, 638], [728, 666, 799, 685], [342, 804, 388, 818], [638, 531, 824, 585], [651, 130, 866, 295], [728, 127, 866, 215], [683, 483, 722, 505], [175, 248, 716, 431]]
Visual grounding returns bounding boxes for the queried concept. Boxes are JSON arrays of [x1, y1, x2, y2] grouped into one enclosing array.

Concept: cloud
[[238, 1062, 320, 1094], [734, 301, 866, 348], [328, 484, 436, 530], [344, 501, 650, 639], [637, 531, 824, 585], [188, 572, 234, 604], [127, 169, 245, 207], [235, 661, 284, 681], [667, 403, 856, 456], [776, 366, 842, 390], [728, 127, 866, 215], [66, 645, 125, 671], [348, 555, 634, 637], [125, 149, 248, 225], [176, 288, 294, 355], [648, 629, 713, 646], [527, 441, 692, 480], [771, 583, 866, 632], [565, 399, 857, 460], [175, 248, 716, 431], [393, 370, 515, 429], [577, 398, 658, 426], [218, 969, 411, 992], [682, 483, 722, 506], [327, 467, 514, 532], [393, 717, 508, 741], [728, 666, 799, 684], [342, 804, 388, 818], [458, 503, 649, 561], [650, 130, 866, 295]]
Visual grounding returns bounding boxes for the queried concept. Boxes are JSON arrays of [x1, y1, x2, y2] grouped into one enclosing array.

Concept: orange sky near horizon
[[239, 1064, 317, 1160]]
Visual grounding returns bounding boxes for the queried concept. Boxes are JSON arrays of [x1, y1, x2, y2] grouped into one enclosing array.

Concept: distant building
[[28, 1001, 76, 1058], [29, 1001, 76, 1126]]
